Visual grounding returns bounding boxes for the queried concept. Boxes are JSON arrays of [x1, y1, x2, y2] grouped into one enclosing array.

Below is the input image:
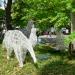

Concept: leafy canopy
[[11, 0, 73, 30]]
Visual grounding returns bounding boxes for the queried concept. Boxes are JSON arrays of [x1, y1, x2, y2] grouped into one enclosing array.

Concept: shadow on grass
[[39, 59, 75, 75], [35, 44, 68, 58], [35, 44, 75, 75]]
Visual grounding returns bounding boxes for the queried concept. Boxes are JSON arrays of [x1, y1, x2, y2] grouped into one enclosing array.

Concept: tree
[[11, 0, 72, 31], [5, 0, 13, 30], [71, 0, 75, 32]]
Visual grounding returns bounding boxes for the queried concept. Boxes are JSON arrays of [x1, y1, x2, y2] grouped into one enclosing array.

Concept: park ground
[[0, 43, 75, 75]]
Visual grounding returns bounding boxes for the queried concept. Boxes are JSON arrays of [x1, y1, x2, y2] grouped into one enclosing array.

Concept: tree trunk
[[71, 12, 75, 32], [71, 0, 75, 32], [68, 42, 73, 59], [5, 0, 13, 30]]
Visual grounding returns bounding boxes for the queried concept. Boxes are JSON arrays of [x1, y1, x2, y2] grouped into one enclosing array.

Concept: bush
[[64, 32, 75, 45]]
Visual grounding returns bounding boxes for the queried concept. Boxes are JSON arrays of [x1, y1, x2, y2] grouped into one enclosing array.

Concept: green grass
[[0, 44, 75, 75]]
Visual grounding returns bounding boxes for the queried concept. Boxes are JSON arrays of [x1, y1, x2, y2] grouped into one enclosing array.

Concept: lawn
[[0, 43, 75, 75]]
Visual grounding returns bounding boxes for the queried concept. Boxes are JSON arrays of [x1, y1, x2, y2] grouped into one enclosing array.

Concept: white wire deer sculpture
[[3, 20, 38, 67]]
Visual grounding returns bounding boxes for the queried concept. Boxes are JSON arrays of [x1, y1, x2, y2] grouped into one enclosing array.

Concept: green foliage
[[11, 0, 72, 30], [64, 32, 75, 45], [72, 0, 75, 12], [0, 9, 4, 17], [0, 9, 4, 25]]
